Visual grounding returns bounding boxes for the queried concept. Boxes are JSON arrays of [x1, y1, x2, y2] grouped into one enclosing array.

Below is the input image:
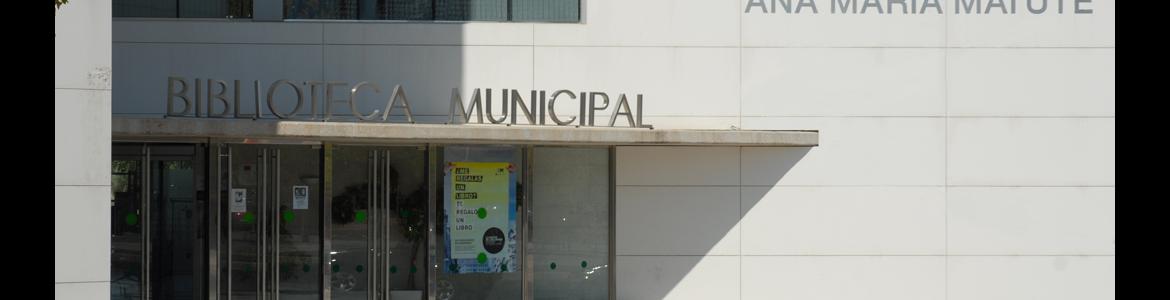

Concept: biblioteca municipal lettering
[[745, 0, 1096, 14], [164, 77, 653, 128]]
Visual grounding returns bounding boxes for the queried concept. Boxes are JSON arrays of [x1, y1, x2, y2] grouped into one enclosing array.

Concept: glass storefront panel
[[112, 151, 143, 300], [115, 142, 611, 300], [149, 154, 202, 299], [111, 143, 207, 300], [531, 147, 609, 300], [329, 145, 428, 300], [329, 146, 371, 299], [436, 145, 524, 300], [274, 146, 323, 300], [222, 144, 322, 299], [226, 144, 263, 299]]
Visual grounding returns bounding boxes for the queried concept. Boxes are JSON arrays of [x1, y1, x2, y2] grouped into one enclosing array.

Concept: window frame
[[112, 0, 585, 24]]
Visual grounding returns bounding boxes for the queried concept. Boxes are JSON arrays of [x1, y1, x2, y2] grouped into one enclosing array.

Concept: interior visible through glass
[[114, 143, 612, 300], [329, 145, 428, 300], [111, 149, 143, 300]]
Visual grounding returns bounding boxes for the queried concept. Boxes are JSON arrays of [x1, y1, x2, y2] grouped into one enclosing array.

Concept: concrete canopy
[[113, 117, 819, 147]]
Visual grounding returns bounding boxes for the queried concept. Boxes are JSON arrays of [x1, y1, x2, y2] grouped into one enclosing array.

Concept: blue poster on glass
[[443, 162, 518, 274]]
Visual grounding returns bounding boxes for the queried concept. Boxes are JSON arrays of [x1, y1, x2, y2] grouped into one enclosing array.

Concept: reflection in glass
[[532, 147, 609, 300], [112, 158, 143, 300], [280, 0, 579, 21], [111, 144, 207, 300], [434, 0, 506, 21], [150, 158, 201, 299], [511, 0, 579, 22], [227, 144, 262, 299], [331, 146, 428, 299], [329, 147, 370, 300], [276, 146, 322, 300], [114, 0, 253, 18]]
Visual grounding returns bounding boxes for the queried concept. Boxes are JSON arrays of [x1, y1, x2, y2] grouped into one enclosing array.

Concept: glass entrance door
[[111, 143, 208, 300], [327, 145, 428, 300], [218, 144, 322, 300]]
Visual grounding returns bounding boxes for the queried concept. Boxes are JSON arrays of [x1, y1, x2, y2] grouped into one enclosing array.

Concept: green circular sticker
[[355, 210, 367, 223], [448, 263, 457, 272], [242, 212, 255, 224], [476, 252, 488, 264], [501, 264, 508, 272], [303, 264, 311, 273], [549, 262, 557, 270], [125, 213, 139, 226], [282, 210, 294, 223], [581, 261, 588, 268], [356, 265, 364, 273], [332, 263, 340, 273], [390, 265, 398, 274], [476, 207, 487, 219], [410, 265, 417, 274]]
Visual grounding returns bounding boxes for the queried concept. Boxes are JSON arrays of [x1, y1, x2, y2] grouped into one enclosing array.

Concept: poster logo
[[483, 227, 505, 254]]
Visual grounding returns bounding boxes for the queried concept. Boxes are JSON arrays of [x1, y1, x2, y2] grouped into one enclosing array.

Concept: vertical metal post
[[142, 144, 151, 300], [522, 146, 534, 300], [275, 149, 282, 300], [426, 145, 437, 300], [209, 142, 222, 300], [226, 144, 234, 300], [322, 144, 333, 300], [369, 150, 377, 300], [383, 150, 391, 298], [259, 149, 268, 300], [608, 146, 617, 300]]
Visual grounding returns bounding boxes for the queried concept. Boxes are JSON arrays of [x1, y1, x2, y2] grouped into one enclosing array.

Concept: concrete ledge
[[113, 118, 819, 147]]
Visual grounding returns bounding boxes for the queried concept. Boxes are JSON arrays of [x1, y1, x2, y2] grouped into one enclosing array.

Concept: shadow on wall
[[617, 147, 812, 299]]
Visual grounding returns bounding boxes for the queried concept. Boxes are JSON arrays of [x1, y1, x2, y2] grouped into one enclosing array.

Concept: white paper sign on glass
[[230, 188, 247, 213], [293, 185, 309, 210]]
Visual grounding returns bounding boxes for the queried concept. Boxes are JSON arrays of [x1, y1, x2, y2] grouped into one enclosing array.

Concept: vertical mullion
[[322, 144, 333, 300], [522, 145, 534, 300], [608, 146, 616, 300], [369, 149, 377, 300], [426, 145, 438, 300], [142, 144, 151, 300], [209, 142, 221, 300], [383, 150, 392, 298], [259, 148, 267, 300], [226, 144, 234, 300], [275, 149, 282, 300]]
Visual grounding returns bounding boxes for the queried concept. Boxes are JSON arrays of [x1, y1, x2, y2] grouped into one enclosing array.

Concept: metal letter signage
[[743, 0, 1095, 15], [164, 77, 653, 129]]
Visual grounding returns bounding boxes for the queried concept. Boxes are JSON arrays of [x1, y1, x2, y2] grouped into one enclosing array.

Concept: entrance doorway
[[111, 143, 208, 300], [328, 145, 429, 300], [215, 143, 322, 300], [211, 143, 430, 300]]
